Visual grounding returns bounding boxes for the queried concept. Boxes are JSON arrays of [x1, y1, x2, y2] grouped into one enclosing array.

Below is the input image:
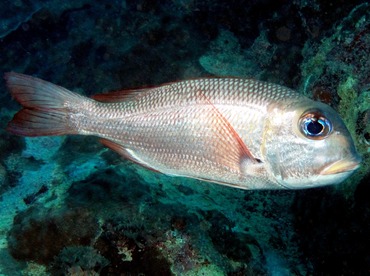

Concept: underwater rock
[[199, 29, 253, 77], [94, 222, 173, 276], [206, 211, 266, 274], [50, 246, 109, 275], [0, 0, 369, 275], [293, 178, 370, 274], [0, 164, 6, 189], [0, 160, 63, 233], [0, 0, 43, 38], [22, 136, 64, 162], [300, 3, 370, 192], [7, 206, 99, 264], [199, 29, 276, 78]]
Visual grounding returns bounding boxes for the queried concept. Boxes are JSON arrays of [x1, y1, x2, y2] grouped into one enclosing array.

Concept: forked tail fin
[[5, 72, 86, 136]]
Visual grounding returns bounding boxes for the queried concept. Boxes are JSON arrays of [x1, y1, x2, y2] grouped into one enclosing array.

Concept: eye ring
[[299, 110, 332, 139]]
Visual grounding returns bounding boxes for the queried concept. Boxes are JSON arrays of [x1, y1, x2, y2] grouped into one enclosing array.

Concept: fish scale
[[70, 80, 277, 187], [5, 73, 361, 190], [69, 79, 300, 188]]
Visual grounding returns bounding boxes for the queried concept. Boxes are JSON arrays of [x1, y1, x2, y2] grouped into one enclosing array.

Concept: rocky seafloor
[[0, 0, 369, 275]]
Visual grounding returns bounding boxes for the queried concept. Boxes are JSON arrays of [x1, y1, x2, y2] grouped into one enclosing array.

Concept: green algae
[[300, 3, 370, 197], [337, 77, 370, 195], [337, 76, 359, 135]]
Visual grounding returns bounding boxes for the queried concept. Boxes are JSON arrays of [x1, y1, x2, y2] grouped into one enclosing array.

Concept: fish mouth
[[320, 156, 362, 175]]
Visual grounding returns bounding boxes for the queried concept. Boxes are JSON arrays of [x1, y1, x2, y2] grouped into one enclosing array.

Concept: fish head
[[263, 98, 361, 189]]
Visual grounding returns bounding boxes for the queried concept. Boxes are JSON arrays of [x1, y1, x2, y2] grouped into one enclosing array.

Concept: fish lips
[[320, 155, 362, 175]]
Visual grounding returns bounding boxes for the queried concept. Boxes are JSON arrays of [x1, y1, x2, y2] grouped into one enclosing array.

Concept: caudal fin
[[5, 72, 85, 137]]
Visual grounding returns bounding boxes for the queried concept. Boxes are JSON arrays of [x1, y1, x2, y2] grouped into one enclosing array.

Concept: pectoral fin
[[196, 91, 261, 166]]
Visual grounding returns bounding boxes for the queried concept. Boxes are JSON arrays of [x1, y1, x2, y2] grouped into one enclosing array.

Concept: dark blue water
[[0, 1, 369, 275]]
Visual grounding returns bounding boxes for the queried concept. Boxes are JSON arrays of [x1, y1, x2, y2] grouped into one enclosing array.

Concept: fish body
[[5, 73, 361, 189]]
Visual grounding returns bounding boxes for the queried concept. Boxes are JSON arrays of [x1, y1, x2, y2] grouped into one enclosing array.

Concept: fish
[[5, 72, 361, 189]]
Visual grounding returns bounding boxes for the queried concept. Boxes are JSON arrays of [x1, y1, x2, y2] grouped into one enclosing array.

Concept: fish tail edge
[[5, 72, 82, 136]]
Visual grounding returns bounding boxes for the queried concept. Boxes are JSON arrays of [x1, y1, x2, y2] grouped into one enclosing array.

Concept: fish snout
[[320, 154, 362, 175]]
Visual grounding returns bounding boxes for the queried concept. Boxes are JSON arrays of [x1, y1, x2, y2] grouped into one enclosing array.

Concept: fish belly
[[83, 102, 273, 189]]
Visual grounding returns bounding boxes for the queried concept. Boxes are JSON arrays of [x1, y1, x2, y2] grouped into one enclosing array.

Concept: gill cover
[[264, 98, 361, 189]]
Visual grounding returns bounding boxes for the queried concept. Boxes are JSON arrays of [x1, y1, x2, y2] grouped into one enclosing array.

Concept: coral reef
[[199, 29, 277, 78], [50, 246, 109, 275], [0, 0, 43, 39], [7, 206, 99, 264], [22, 137, 64, 162], [0, 0, 369, 275], [300, 2, 370, 194]]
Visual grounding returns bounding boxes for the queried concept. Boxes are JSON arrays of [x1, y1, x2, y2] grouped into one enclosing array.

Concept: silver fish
[[5, 72, 361, 189]]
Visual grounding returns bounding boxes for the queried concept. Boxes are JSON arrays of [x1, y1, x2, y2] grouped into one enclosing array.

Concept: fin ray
[[5, 72, 84, 109], [5, 72, 84, 136], [7, 109, 74, 136], [193, 91, 260, 173], [92, 88, 148, 103]]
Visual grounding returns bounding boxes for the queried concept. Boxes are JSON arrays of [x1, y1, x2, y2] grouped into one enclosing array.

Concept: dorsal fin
[[92, 88, 148, 103]]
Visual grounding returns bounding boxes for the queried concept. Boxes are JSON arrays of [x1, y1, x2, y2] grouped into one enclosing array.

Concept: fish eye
[[299, 110, 332, 139]]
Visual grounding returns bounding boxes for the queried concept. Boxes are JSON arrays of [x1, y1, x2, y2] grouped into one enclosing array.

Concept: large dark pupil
[[307, 120, 323, 135]]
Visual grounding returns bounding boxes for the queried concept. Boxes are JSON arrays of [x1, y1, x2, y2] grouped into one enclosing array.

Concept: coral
[[156, 229, 201, 274], [21, 262, 48, 276], [49, 246, 109, 275], [94, 223, 173, 275], [116, 238, 135, 262]]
